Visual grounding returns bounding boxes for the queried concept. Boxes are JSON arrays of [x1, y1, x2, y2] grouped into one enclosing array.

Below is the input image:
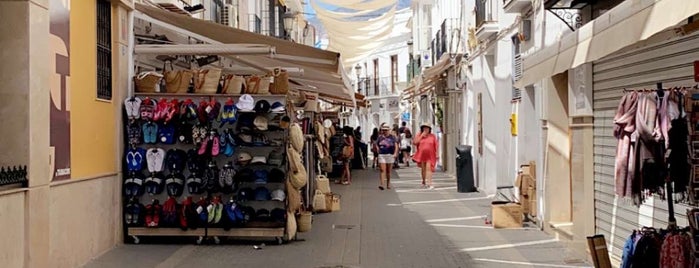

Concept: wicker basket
[[270, 69, 289, 94], [164, 69, 193, 93], [297, 211, 312, 232], [134, 72, 163, 93], [221, 74, 245, 94]]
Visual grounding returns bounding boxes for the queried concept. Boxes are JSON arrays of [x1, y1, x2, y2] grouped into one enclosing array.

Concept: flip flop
[[145, 204, 154, 227], [213, 202, 223, 224], [198, 138, 209, 155], [211, 136, 220, 156], [207, 203, 216, 223]]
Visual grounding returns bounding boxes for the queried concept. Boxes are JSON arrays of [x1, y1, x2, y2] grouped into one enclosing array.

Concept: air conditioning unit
[[221, 4, 238, 28]]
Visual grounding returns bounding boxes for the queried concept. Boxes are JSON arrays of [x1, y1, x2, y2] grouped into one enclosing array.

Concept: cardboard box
[[492, 201, 523, 228]]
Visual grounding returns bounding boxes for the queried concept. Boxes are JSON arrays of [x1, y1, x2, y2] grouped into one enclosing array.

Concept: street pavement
[[83, 166, 592, 268]]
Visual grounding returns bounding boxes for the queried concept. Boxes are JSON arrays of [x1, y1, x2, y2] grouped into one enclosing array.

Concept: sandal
[[378, 186, 384, 190]]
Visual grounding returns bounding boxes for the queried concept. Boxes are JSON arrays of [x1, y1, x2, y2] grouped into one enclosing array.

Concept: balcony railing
[[476, 0, 497, 28], [363, 76, 398, 97]]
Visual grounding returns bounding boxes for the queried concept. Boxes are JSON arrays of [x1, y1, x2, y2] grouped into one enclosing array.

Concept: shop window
[[96, 0, 112, 100]]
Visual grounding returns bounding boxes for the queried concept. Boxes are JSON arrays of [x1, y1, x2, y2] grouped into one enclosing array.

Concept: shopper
[[392, 124, 401, 169], [354, 126, 362, 141], [400, 123, 413, 167], [374, 123, 399, 190], [413, 122, 438, 189], [340, 126, 355, 185], [370, 127, 379, 169]]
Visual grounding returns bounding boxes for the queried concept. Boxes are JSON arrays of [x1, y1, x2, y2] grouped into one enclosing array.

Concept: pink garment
[[613, 92, 638, 197], [413, 133, 438, 172]]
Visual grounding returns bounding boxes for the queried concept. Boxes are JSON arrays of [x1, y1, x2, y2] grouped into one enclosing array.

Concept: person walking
[[413, 123, 438, 189], [374, 123, 399, 190], [392, 124, 401, 169], [370, 127, 379, 169], [340, 126, 355, 185], [400, 124, 413, 167]]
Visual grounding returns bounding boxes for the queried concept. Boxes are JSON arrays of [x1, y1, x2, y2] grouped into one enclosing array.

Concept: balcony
[[362, 76, 400, 98], [504, 0, 532, 14], [475, 0, 499, 40]]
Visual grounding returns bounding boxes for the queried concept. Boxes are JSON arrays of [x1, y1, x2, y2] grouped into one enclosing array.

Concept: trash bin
[[455, 145, 476, 193]]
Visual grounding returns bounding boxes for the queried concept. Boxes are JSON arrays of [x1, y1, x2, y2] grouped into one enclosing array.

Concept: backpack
[[162, 197, 178, 227]]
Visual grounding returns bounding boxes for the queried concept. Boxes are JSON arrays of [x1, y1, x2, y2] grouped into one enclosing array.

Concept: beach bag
[[193, 68, 222, 94], [312, 190, 327, 212], [257, 75, 271, 95], [245, 75, 261, 94], [316, 174, 331, 194], [286, 180, 302, 213], [163, 61, 192, 93], [290, 123, 305, 152], [134, 71, 163, 93], [296, 211, 311, 232], [270, 68, 289, 94], [221, 74, 245, 94], [287, 147, 307, 189]]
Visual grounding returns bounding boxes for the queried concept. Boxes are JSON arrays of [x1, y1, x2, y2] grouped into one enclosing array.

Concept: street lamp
[[355, 64, 362, 94], [282, 11, 297, 40]]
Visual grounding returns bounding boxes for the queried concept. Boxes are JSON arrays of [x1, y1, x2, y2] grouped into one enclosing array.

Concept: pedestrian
[[400, 123, 413, 167], [370, 127, 379, 169], [413, 122, 438, 189], [340, 126, 355, 185], [392, 124, 401, 169], [374, 123, 399, 190], [354, 126, 362, 141]]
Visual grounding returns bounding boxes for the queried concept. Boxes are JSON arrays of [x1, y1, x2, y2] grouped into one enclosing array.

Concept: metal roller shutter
[[593, 31, 699, 262]]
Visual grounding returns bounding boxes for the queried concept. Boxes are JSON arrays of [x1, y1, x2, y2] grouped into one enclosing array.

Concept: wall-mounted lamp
[[282, 11, 297, 40]]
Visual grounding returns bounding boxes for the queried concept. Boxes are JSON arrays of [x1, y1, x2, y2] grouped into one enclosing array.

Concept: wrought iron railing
[[0, 166, 28, 187], [475, 0, 496, 28], [248, 14, 262, 34]]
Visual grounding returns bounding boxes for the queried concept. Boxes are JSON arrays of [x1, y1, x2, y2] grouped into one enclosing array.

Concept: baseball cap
[[237, 152, 252, 165], [271, 189, 286, 202], [251, 156, 267, 165], [253, 115, 269, 131], [254, 100, 271, 113], [237, 187, 254, 202], [270, 208, 286, 222], [254, 187, 270, 201], [268, 149, 284, 166], [256, 208, 271, 221], [254, 169, 269, 184], [236, 94, 255, 111], [270, 101, 285, 112], [234, 168, 254, 182], [268, 168, 285, 183]]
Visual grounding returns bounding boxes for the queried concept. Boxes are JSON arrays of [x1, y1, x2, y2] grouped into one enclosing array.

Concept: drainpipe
[[537, 0, 546, 229]]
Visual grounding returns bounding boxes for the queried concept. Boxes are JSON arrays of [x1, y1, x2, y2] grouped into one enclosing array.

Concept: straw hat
[[420, 122, 432, 130]]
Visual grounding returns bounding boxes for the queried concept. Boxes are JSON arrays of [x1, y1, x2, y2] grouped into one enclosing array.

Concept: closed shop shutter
[[592, 31, 699, 262]]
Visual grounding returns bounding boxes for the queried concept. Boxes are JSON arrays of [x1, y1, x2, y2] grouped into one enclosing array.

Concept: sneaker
[[428, 186, 435, 190]]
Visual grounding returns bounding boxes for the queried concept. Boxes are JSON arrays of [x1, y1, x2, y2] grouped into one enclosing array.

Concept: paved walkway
[[83, 167, 591, 268]]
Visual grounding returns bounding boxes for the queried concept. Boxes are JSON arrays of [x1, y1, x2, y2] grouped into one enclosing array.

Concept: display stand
[[124, 44, 297, 244]]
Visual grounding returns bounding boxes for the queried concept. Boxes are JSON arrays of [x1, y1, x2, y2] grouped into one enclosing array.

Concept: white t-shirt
[[400, 133, 412, 149]]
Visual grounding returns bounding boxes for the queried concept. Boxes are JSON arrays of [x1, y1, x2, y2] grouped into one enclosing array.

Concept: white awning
[[515, 0, 699, 88]]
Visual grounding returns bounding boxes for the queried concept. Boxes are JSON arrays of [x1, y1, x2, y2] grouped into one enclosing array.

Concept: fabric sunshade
[[515, 0, 699, 88], [313, 0, 397, 11], [135, 3, 340, 73]]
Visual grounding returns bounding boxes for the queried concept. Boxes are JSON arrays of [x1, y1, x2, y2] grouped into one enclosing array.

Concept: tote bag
[[193, 68, 221, 94]]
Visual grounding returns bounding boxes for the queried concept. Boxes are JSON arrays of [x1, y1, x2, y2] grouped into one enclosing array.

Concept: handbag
[[134, 71, 163, 93], [270, 68, 289, 95], [245, 75, 261, 94], [312, 190, 327, 212], [257, 75, 271, 95], [342, 146, 353, 159], [163, 61, 193, 93], [325, 193, 340, 212], [221, 74, 245, 94], [319, 155, 333, 173], [193, 68, 222, 94], [316, 175, 331, 194]]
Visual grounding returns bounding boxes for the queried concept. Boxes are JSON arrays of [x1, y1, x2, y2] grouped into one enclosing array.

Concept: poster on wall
[[49, 0, 71, 181]]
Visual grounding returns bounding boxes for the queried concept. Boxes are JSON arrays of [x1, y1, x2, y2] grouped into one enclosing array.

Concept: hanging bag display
[[193, 67, 222, 94], [286, 180, 302, 213], [163, 61, 193, 93], [221, 74, 245, 94], [325, 193, 340, 212], [290, 123, 305, 152], [245, 75, 261, 94], [312, 190, 327, 212], [287, 146, 307, 189], [270, 68, 289, 95], [134, 71, 163, 93]]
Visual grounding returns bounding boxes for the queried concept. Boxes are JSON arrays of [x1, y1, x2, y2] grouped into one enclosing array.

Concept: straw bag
[[257, 75, 271, 95], [287, 147, 307, 190], [221, 74, 245, 94], [289, 123, 304, 152], [193, 68, 222, 94], [286, 180, 302, 213], [245, 75, 261, 94], [270, 68, 289, 95], [326, 193, 341, 212], [287, 211, 298, 238], [163, 62, 192, 93], [303, 92, 319, 112], [316, 175, 331, 194], [312, 190, 327, 212], [297, 211, 312, 232], [134, 71, 163, 93]]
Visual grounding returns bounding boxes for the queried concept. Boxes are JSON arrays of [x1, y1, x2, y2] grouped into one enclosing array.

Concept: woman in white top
[[400, 127, 413, 167]]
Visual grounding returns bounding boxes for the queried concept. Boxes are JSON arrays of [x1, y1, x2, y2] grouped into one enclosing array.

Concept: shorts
[[378, 154, 395, 164], [401, 146, 411, 152]]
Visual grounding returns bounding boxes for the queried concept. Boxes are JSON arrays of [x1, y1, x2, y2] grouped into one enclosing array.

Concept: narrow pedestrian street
[[84, 167, 590, 268]]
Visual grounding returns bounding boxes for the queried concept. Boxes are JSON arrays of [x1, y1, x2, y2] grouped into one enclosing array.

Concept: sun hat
[[236, 94, 255, 111], [420, 122, 432, 130], [237, 152, 252, 165], [253, 115, 269, 131], [290, 123, 304, 152], [380, 123, 390, 130], [251, 156, 267, 165]]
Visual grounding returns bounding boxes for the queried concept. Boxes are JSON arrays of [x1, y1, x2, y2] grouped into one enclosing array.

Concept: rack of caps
[[122, 93, 292, 244]]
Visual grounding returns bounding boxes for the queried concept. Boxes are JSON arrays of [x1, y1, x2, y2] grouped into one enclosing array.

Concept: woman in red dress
[[413, 123, 438, 189]]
